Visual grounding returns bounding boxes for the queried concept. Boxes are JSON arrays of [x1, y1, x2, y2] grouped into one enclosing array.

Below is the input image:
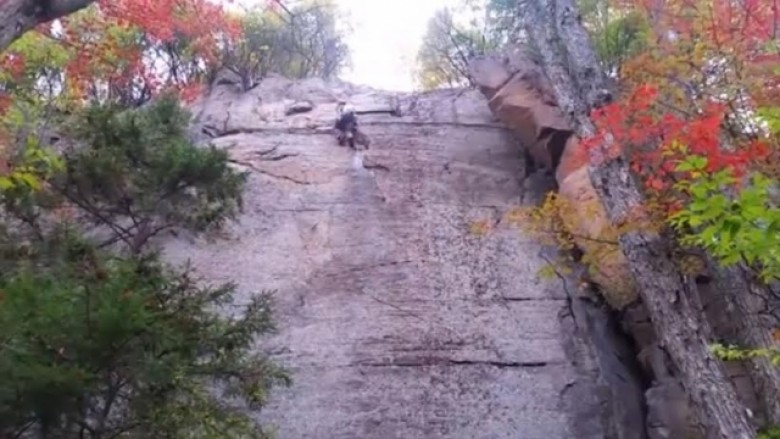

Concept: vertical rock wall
[[159, 76, 646, 438], [469, 49, 764, 439]]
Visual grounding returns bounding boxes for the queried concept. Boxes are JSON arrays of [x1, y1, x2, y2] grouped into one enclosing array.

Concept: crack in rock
[[363, 162, 390, 172], [259, 152, 300, 162], [201, 120, 507, 139], [354, 357, 552, 369], [501, 296, 568, 302], [227, 159, 317, 185], [336, 260, 413, 274]]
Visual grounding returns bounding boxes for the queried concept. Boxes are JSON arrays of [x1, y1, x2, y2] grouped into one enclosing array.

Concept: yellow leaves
[[468, 219, 493, 236], [536, 264, 558, 280], [503, 192, 577, 250], [0, 134, 64, 194], [0, 169, 41, 192], [674, 252, 706, 276], [536, 262, 574, 280]]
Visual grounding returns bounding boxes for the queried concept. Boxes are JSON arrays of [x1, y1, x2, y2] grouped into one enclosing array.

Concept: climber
[[334, 101, 359, 149]]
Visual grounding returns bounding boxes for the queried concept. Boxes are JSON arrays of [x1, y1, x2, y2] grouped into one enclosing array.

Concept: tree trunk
[[707, 262, 780, 424], [0, 0, 95, 54], [516, 0, 755, 437]]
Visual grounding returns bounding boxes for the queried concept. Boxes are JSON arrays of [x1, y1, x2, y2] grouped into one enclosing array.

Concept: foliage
[[582, 84, 771, 212], [504, 192, 604, 281], [575, 0, 780, 281], [758, 426, 780, 439], [0, 0, 241, 201], [415, 0, 655, 89], [590, 10, 650, 77], [711, 343, 780, 366], [669, 156, 780, 282], [221, 1, 350, 91], [0, 3, 290, 438], [1, 0, 239, 110], [0, 44, 283, 439], [51, 94, 248, 253], [570, 0, 780, 415], [0, 234, 289, 438], [415, 7, 497, 90]]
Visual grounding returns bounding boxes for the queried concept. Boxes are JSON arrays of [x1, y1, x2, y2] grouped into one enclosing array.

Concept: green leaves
[[415, 7, 499, 90], [221, 2, 349, 90], [711, 343, 780, 366], [58, 94, 247, 252], [757, 106, 780, 135], [592, 10, 650, 73], [0, 242, 289, 438], [670, 155, 780, 282]]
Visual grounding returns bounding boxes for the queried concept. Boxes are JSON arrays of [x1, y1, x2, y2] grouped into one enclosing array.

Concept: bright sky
[[230, 0, 463, 91], [335, 0, 460, 91]]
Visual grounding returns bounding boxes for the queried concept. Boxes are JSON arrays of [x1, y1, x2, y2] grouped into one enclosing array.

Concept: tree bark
[[0, 0, 95, 54], [517, 0, 756, 437], [707, 262, 780, 424]]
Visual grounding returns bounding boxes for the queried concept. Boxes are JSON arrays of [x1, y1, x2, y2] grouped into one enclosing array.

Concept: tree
[[0, 0, 240, 116], [415, 0, 652, 90], [0, 0, 95, 54], [590, 10, 650, 78], [516, 0, 760, 436], [415, 7, 497, 90], [220, 0, 350, 91], [0, 94, 289, 437], [0, 0, 243, 205], [576, 0, 780, 427], [0, 3, 292, 437], [0, 236, 289, 438], [54, 94, 247, 254]]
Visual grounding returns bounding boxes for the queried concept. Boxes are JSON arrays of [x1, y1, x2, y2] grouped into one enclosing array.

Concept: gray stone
[[646, 379, 700, 439], [285, 100, 315, 115], [158, 78, 644, 438]]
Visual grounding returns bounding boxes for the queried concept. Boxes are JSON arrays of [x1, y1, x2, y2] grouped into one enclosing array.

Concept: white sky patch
[[224, 0, 463, 91], [334, 0, 461, 91]]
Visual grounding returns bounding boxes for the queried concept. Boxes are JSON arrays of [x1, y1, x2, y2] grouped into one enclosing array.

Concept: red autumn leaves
[[0, 0, 239, 109], [582, 84, 771, 197], [581, 0, 778, 209]]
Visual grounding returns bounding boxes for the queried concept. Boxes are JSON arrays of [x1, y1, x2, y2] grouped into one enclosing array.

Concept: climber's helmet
[[337, 102, 355, 116]]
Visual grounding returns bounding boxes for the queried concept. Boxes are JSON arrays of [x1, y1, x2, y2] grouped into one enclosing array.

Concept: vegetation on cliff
[[422, 0, 780, 437], [0, 0, 348, 436]]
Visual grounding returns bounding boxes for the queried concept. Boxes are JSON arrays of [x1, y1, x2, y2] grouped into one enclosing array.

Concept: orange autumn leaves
[[582, 0, 779, 214], [0, 0, 241, 109]]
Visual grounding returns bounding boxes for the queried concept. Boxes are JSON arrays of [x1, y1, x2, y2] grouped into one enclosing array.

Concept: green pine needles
[[0, 95, 289, 438]]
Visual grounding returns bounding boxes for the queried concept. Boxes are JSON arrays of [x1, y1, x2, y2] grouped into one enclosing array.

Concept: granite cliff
[[157, 73, 649, 438]]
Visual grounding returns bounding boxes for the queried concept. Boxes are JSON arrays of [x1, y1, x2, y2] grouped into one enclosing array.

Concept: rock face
[[469, 48, 637, 308], [158, 76, 646, 438], [469, 50, 702, 439], [469, 49, 765, 439]]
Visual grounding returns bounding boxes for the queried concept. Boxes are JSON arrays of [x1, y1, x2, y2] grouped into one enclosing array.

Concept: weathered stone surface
[[558, 166, 637, 308], [471, 48, 766, 439], [469, 53, 701, 439], [470, 53, 637, 305], [468, 56, 513, 99], [156, 77, 645, 438], [471, 52, 571, 173], [285, 100, 315, 115], [645, 378, 700, 439]]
